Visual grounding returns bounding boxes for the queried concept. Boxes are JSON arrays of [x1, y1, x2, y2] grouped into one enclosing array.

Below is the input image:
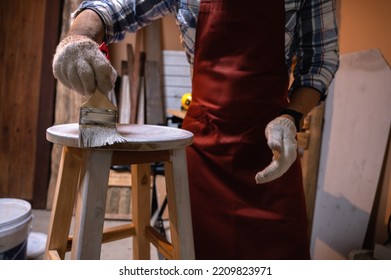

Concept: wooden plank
[[118, 60, 131, 124], [144, 20, 165, 125], [311, 49, 391, 259], [0, 1, 45, 201], [126, 44, 134, 96], [297, 131, 310, 150], [106, 187, 120, 214], [299, 104, 325, 237], [137, 72, 146, 124], [144, 20, 163, 62], [118, 187, 132, 216], [108, 170, 132, 186], [106, 169, 132, 220], [145, 61, 165, 124], [130, 31, 145, 124]]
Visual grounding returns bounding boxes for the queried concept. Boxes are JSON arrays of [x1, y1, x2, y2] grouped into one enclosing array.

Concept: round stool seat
[[46, 123, 193, 150]]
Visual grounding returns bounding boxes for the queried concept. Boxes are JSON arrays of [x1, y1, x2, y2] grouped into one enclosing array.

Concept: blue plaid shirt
[[74, 0, 339, 100]]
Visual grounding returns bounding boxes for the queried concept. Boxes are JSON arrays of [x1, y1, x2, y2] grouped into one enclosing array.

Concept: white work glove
[[53, 35, 117, 96], [255, 116, 298, 184]]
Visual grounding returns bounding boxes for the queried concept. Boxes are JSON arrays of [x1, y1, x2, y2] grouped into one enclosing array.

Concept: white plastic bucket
[[0, 198, 33, 260]]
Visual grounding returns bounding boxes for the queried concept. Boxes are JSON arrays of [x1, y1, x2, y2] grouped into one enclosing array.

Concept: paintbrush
[[79, 89, 126, 147]]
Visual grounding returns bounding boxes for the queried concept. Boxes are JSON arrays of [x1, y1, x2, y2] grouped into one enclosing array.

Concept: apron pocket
[[182, 103, 214, 136]]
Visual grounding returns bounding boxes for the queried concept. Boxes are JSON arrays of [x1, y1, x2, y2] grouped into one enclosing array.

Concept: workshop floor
[[30, 209, 162, 260]]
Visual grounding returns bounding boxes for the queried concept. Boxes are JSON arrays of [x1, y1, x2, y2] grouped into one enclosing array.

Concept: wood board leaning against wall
[[0, 0, 60, 208], [47, 0, 84, 208]]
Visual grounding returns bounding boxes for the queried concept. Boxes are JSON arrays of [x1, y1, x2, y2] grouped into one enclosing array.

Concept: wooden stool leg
[[70, 150, 113, 260], [45, 147, 81, 259], [164, 148, 195, 259], [131, 163, 151, 260], [45, 147, 82, 260]]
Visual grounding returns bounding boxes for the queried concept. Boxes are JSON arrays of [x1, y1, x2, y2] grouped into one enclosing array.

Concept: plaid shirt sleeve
[[73, 0, 177, 43], [290, 0, 340, 101]]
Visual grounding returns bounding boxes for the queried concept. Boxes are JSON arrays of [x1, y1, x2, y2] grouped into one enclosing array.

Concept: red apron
[[182, 0, 310, 259]]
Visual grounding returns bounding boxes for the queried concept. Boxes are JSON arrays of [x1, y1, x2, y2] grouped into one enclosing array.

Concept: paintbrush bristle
[[78, 90, 126, 148], [79, 125, 127, 147]]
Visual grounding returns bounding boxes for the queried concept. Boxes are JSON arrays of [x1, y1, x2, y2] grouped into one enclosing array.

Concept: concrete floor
[[30, 209, 163, 260]]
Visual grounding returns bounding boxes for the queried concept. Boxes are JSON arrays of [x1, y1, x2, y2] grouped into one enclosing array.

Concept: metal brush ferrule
[[79, 107, 118, 126]]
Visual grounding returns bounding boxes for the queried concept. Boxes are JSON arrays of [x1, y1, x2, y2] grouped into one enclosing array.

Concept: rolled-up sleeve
[[290, 0, 340, 101], [72, 0, 177, 44]]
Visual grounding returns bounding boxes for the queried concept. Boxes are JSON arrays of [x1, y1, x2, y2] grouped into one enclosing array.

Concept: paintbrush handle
[[81, 89, 117, 110]]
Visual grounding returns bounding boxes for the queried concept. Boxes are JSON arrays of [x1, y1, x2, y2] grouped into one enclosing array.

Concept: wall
[[337, 0, 391, 63]]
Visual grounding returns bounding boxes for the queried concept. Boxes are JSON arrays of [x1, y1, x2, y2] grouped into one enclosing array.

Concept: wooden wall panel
[[0, 1, 46, 200], [0, 0, 61, 208]]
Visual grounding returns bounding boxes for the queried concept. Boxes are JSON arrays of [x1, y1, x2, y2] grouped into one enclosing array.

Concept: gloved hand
[[255, 116, 298, 184], [52, 35, 117, 96]]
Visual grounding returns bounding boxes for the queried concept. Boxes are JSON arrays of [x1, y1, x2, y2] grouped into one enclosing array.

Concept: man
[[53, 0, 339, 259]]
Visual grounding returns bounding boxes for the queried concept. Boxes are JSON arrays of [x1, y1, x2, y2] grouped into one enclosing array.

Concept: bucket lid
[[0, 199, 32, 229]]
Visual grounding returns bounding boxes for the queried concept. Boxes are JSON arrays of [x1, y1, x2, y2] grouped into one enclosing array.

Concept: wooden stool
[[44, 123, 194, 260]]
